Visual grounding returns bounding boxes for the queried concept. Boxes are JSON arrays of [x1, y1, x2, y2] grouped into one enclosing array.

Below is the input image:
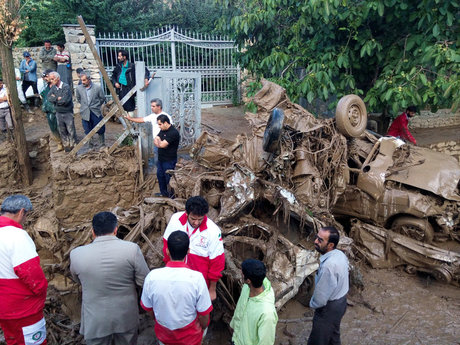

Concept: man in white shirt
[[0, 79, 14, 140], [141, 230, 212, 345], [124, 98, 172, 137], [308, 226, 349, 345], [124, 98, 172, 164]]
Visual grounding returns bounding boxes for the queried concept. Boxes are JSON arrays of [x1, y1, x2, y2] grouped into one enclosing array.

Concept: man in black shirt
[[154, 115, 180, 197]]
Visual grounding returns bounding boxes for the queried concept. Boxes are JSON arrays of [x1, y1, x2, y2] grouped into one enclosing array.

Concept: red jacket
[[387, 112, 416, 145], [0, 216, 48, 319], [163, 212, 225, 286]]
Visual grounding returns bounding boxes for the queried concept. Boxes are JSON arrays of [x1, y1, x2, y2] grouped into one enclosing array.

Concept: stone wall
[[410, 108, 460, 129], [50, 146, 140, 227], [13, 47, 44, 73], [11, 24, 100, 92], [424, 140, 460, 162], [62, 24, 101, 90]]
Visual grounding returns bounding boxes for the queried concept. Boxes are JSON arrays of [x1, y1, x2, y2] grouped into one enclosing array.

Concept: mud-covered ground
[[6, 105, 460, 345]]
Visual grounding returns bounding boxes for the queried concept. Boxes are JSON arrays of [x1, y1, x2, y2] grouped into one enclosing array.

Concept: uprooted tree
[[218, 0, 460, 116], [0, 0, 33, 185]]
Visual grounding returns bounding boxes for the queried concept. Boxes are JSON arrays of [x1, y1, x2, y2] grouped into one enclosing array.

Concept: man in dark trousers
[[308, 226, 349, 345], [40, 70, 63, 151], [154, 114, 180, 198], [76, 71, 106, 147], [111, 49, 149, 116], [47, 71, 76, 152]]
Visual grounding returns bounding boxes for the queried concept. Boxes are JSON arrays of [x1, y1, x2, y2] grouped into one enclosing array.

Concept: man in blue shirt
[[308, 226, 349, 345], [19, 51, 40, 108]]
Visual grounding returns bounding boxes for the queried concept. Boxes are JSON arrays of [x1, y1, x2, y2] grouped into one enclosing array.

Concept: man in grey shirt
[[39, 40, 57, 72], [308, 226, 349, 345], [70, 211, 150, 345], [76, 71, 106, 147]]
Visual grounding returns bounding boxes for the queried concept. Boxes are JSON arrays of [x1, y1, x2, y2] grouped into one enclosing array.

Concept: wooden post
[[0, 43, 33, 186], [77, 16, 132, 132]]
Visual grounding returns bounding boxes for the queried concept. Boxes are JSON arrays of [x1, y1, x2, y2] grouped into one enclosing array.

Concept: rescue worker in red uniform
[[0, 195, 48, 345], [162, 196, 225, 301]]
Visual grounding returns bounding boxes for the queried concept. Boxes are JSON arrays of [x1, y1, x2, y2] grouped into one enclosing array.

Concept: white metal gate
[[96, 27, 240, 105]]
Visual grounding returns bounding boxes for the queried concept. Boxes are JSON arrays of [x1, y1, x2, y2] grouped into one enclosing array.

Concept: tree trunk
[[0, 43, 33, 186]]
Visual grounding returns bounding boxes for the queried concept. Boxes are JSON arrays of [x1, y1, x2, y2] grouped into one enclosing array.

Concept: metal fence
[[96, 27, 240, 105]]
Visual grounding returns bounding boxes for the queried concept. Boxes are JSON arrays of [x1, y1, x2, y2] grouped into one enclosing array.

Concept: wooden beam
[[69, 103, 120, 155], [77, 16, 132, 131], [69, 85, 140, 156], [108, 130, 130, 154]]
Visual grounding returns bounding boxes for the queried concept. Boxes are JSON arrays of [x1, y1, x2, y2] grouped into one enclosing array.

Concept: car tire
[[263, 107, 284, 153], [335, 95, 368, 137], [391, 216, 434, 243], [432, 267, 452, 283]]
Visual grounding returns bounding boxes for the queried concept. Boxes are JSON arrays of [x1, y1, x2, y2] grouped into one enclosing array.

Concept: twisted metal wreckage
[[23, 80, 459, 343]]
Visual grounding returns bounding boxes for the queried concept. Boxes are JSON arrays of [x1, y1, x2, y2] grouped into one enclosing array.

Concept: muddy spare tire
[[335, 95, 367, 137], [263, 108, 284, 153]]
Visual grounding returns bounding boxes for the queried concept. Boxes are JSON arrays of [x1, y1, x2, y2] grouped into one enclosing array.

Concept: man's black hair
[[321, 226, 340, 249], [157, 114, 171, 124], [92, 211, 118, 236], [57, 43, 65, 48], [167, 230, 189, 260], [118, 49, 129, 59], [185, 196, 209, 216], [44, 39, 51, 44], [0, 78, 3, 82], [406, 105, 417, 113], [242, 259, 266, 288]]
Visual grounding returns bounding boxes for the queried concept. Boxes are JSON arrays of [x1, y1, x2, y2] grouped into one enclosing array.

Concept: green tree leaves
[[218, 0, 460, 115], [17, 0, 226, 47]]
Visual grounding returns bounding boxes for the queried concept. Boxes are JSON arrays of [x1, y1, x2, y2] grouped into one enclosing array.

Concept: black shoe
[[154, 193, 163, 197]]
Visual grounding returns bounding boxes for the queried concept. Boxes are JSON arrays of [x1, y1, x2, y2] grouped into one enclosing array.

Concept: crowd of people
[[0, 193, 351, 345]]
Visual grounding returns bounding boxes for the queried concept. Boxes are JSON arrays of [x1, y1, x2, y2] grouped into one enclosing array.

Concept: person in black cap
[[18, 51, 40, 108]]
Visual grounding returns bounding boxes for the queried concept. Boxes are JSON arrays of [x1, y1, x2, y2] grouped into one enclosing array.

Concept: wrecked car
[[258, 80, 460, 244], [333, 135, 460, 243], [350, 219, 460, 285]]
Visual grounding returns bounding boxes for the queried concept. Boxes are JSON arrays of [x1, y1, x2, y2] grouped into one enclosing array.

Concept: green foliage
[[17, 0, 226, 47], [218, 0, 460, 114]]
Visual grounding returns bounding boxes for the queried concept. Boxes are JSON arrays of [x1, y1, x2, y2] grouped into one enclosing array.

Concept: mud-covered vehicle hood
[[386, 144, 460, 202]]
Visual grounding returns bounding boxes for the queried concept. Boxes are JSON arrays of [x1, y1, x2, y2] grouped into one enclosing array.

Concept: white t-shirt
[[143, 111, 173, 138], [0, 87, 9, 109], [141, 262, 212, 331]]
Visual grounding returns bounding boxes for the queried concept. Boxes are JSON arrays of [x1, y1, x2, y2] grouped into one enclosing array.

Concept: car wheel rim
[[399, 224, 426, 241]]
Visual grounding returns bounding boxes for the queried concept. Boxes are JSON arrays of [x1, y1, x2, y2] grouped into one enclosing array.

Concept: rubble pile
[[2, 79, 459, 344], [351, 219, 460, 285]]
